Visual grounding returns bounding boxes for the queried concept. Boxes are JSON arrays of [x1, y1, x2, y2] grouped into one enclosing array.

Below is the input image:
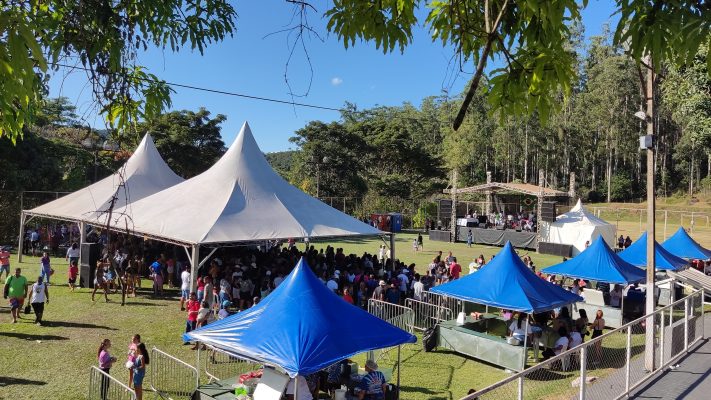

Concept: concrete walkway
[[629, 316, 711, 400]]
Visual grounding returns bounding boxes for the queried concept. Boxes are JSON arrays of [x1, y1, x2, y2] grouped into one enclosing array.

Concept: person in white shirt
[[179, 266, 191, 311], [609, 284, 622, 308], [66, 243, 80, 265], [569, 327, 583, 349], [285, 375, 313, 400], [29, 275, 49, 325], [508, 313, 532, 343], [412, 274, 424, 301], [542, 327, 570, 360], [378, 245, 385, 264], [273, 272, 284, 288]]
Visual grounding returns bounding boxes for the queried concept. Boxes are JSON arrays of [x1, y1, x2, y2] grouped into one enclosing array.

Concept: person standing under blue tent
[[356, 359, 388, 400]]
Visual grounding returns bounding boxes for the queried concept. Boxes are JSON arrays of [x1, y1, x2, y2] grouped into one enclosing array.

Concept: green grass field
[[0, 231, 705, 400]]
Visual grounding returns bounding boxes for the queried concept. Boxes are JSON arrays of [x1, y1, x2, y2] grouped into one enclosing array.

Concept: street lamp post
[[81, 137, 119, 182]]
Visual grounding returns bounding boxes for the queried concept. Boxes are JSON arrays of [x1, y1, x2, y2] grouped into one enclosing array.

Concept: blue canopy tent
[[619, 232, 689, 271], [542, 236, 646, 284], [430, 242, 582, 370], [662, 227, 711, 260], [184, 257, 416, 386], [431, 242, 583, 313]]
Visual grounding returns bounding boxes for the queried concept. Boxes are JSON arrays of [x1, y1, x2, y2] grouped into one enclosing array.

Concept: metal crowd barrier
[[367, 299, 415, 334], [462, 289, 705, 400], [405, 298, 452, 331], [200, 344, 258, 382], [151, 347, 199, 399], [88, 366, 136, 400]]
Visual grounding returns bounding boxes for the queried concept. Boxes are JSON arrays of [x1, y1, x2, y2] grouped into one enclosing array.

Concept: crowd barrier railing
[[88, 366, 136, 400]]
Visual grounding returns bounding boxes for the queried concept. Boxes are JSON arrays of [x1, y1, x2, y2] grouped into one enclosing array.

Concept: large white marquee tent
[[545, 199, 617, 256], [92, 122, 383, 286]]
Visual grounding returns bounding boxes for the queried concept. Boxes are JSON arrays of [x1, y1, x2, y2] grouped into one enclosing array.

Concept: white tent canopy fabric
[[106, 122, 382, 245], [545, 199, 617, 256], [26, 134, 184, 223]]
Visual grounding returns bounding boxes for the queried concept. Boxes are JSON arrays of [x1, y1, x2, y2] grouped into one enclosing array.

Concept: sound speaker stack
[[80, 243, 101, 288], [540, 201, 557, 223]]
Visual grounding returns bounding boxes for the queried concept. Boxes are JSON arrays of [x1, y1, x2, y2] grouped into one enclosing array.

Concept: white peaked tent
[[19, 134, 184, 260], [546, 199, 617, 256], [107, 122, 383, 286]]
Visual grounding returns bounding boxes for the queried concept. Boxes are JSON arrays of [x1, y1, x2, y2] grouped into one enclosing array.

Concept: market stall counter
[[437, 314, 526, 371]]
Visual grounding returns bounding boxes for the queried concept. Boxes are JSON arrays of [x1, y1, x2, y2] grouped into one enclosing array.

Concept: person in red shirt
[[343, 286, 354, 304], [0, 248, 10, 280], [68, 260, 79, 291], [185, 292, 200, 340], [449, 257, 462, 279]]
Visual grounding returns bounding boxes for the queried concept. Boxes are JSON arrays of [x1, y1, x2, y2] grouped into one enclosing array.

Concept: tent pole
[[78, 220, 86, 265], [390, 233, 396, 271], [17, 211, 26, 262], [522, 317, 529, 371], [397, 345, 401, 400], [621, 291, 625, 323], [190, 244, 199, 291], [294, 374, 298, 399]]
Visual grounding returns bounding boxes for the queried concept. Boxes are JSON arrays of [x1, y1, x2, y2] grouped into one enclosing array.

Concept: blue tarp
[[430, 242, 583, 313], [619, 232, 688, 271], [183, 257, 416, 377], [662, 227, 711, 260], [542, 236, 646, 284]]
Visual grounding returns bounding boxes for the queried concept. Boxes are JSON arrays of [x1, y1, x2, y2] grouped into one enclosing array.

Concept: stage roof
[[446, 182, 568, 197]]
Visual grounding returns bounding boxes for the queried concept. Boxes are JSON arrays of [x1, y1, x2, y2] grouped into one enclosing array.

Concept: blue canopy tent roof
[[542, 236, 646, 284], [619, 232, 688, 271], [430, 242, 583, 313], [662, 227, 711, 260], [183, 257, 416, 377]]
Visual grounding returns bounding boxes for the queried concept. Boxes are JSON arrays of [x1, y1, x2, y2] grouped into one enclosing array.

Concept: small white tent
[[546, 199, 617, 256], [26, 134, 184, 222]]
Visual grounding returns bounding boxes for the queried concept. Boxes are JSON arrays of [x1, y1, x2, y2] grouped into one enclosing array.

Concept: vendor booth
[[619, 232, 689, 271], [662, 227, 711, 261], [430, 242, 582, 371], [543, 199, 617, 256], [185, 257, 416, 399], [543, 236, 646, 328]]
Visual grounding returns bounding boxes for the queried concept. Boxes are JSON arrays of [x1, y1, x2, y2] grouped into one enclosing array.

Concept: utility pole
[[643, 56, 656, 372]]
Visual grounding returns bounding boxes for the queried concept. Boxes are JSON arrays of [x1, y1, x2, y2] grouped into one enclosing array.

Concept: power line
[[53, 63, 343, 112]]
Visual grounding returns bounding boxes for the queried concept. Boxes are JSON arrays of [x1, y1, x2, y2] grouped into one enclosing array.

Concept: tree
[[662, 43, 711, 196], [1, 0, 236, 142], [133, 108, 227, 177], [326, 1, 710, 130]]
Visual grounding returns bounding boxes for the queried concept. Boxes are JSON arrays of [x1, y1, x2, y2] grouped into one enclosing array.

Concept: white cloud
[[331, 77, 343, 86]]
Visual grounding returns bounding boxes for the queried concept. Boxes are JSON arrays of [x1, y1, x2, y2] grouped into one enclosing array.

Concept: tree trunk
[[524, 124, 528, 183]]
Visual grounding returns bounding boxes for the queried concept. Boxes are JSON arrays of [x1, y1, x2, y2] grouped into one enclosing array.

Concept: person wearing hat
[[357, 359, 387, 400], [372, 280, 386, 301]]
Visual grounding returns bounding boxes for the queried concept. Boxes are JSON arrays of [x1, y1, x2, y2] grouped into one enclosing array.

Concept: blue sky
[[48, 0, 619, 153]]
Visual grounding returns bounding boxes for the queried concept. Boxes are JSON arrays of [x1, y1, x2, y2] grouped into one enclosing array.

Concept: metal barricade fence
[[88, 366, 136, 400], [421, 291, 464, 317], [151, 347, 199, 400], [461, 289, 705, 400], [405, 298, 452, 331], [367, 299, 415, 334], [200, 344, 258, 382]]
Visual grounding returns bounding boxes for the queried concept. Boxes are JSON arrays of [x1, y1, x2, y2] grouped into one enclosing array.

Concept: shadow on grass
[[400, 385, 447, 395], [0, 376, 47, 387], [42, 320, 117, 330], [124, 301, 168, 307], [0, 331, 69, 341]]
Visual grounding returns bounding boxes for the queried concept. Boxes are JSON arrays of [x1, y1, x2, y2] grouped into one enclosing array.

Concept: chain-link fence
[[150, 347, 198, 400], [88, 366, 136, 400], [464, 289, 705, 400]]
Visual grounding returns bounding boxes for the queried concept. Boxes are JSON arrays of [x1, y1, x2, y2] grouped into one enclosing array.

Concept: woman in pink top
[[98, 338, 117, 400]]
